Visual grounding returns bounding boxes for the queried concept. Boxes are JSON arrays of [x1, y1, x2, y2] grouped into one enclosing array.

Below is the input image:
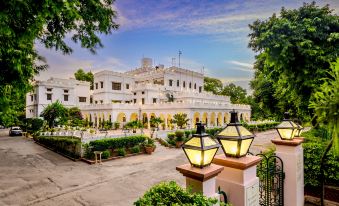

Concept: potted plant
[[175, 130, 185, 148], [144, 138, 156, 154]]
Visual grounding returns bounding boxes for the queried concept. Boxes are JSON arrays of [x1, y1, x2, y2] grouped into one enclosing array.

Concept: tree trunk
[[320, 139, 333, 206]]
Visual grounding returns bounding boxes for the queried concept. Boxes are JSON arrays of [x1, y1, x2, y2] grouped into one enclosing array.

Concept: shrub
[[184, 130, 191, 138], [131, 145, 141, 153], [101, 150, 111, 159], [157, 138, 169, 147], [89, 135, 147, 151], [166, 138, 176, 147], [117, 148, 126, 156], [134, 181, 218, 206], [34, 136, 81, 158], [175, 130, 184, 138], [167, 132, 175, 140]]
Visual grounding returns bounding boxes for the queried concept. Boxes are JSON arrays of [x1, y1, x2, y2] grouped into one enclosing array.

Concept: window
[[100, 100, 103, 104], [133, 99, 136, 103], [47, 88, 52, 92], [79, 97, 87, 102], [47, 93, 52, 100], [31, 95, 33, 101], [189, 82, 192, 89], [90, 97, 93, 104], [100, 81, 103, 88], [112, 82, 121, 90], [183, 81, 186, 88], [177, 80, 180, 87], [125, 101, 130, 103], [95, 100, 98, 104], [64, 95, 69, 101], [153, 98, 157, 103], [194, 83, 197, 89], [34, 94, 37, 101], [64, 89, 69, 93], [142, 91, 145, 94], [142, 98, 145, 104], [134, 92, 136, 95], [169, 79, 173, 86], [126, 84, 130, 89], [199, 86, 202, 93], [95, 83, 98, 89]]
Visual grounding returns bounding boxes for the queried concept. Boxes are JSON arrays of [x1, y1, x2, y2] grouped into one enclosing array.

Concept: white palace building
[[26, 58, 251, 129]]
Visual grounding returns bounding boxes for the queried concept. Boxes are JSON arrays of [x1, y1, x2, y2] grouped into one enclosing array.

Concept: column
[[212, 154, 262, 206], [271, 138, 304, 206], [164, 116, 168, 130], [176, 164, 223, 200]]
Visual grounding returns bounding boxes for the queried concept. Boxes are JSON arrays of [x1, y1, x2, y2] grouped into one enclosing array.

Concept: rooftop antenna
[[178, 50, 182, 68], [202, 66, 205, 75]]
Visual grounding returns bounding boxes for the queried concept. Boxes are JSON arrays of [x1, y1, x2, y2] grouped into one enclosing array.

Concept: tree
[[1, 0, 119, 123], [203, 77, 223, 94], [40, 101, 68, 128], [221, 83, 247, 104], [150, 117, 163, 129], [171, 113, 190, 129], [125, 120, 143, 133], [68, 107, 83, 127], [309, 60, 339, 205], [248, 2, 339, 121], [74, 69, 94, 90]]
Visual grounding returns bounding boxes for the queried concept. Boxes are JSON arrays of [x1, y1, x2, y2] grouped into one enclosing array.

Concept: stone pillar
[[164, 117, 168, 130], [176, 164, 223, 200], [271, 138, 304, 206], [212, 155, 262, 206]]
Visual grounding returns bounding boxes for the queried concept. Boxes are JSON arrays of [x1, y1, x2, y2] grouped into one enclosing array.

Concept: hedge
[[302, 129, 339, 187], [34, 136, 81, 158], [243, 122, 279, 132], [89, 135, 147, 151]]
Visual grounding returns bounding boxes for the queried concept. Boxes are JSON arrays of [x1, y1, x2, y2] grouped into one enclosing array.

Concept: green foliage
[[0, 0, 119, 124], [248, 2, 339, 121], [117, 148, 126, 156], [89, 135, 147, 152], [143, 138, 155, 147], [184, 130, 191, 138], [125, 120, 143, 131], [21, 118, 44, 134], [40, 101, 68, 128], [113, 121, 120, 130], [67, 107, 83, 127], [171, 113, 190, 129], [74, 69, 94, 90], [221, 83, 247, 104], [101, 150, 111, 159], [204, 77, 223, 95], [167, 132, 176, 140], [150, 117, 163, 128], [205, 128, 223, 137], [134, 181, 218, 206], [131, 145, 141, 153], [34, 136, 81, 158], [243, 122, 279, 132], [175, 130, 184, 139], [309, 60, 339, 155]]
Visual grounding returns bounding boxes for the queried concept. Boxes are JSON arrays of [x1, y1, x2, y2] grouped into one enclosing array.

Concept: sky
[[35, 0, 339, 92]]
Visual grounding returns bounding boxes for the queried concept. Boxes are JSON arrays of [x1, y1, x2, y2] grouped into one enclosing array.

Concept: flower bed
[[33, 136, 82, 159]]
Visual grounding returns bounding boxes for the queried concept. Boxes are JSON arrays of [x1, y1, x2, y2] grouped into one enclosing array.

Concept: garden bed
[[305, 186, 339, 204], [34, 140, 80, 161]]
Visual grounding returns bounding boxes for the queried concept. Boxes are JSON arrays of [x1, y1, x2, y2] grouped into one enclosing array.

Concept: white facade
[[27, 58, 251, 128], [26, 78, 90, 118]]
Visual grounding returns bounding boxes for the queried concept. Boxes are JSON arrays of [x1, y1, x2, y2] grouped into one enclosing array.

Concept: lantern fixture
[[182, 122, 220, 168], [275, 112, 298, 140], [216, 110, 255, 158], [294, 121, 303, 137]]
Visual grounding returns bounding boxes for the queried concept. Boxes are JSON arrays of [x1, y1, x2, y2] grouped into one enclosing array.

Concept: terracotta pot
[[145, 146, 153, 154], [176, 141, 183, 148]]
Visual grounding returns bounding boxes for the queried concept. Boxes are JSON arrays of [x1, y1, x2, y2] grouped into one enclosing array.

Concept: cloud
[[226, 60, 254, 72]]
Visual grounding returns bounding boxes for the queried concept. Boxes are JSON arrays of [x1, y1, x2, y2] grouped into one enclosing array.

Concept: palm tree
[[309, 60, 339, 206], [171, 113, 190, 129], [40, 100, 68, 128]]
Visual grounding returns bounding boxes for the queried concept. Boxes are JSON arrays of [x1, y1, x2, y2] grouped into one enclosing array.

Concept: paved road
[[0, 129, 279, 206]]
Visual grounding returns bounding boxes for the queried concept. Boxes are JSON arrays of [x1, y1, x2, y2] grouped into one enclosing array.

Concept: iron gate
[[256, 153, 285, 206]]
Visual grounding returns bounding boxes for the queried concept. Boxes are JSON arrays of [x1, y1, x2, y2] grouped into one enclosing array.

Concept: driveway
[[0, 129, 278, 206]]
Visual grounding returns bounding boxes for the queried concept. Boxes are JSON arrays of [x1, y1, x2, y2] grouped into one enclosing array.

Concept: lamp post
[[182, 122, 220, 168], [176, 123, 224, 199], [216, 110, 255, 158], [275, 112, 298, 140], [294, 121, 303, 137]]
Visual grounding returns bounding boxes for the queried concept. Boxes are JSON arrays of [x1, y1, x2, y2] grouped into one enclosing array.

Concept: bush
[[303, 129, 339, 187], [243, 122, 279, 132], [167, 132, 175, 140], [117, 148, 126, 156], [157, 138, 169, 147], [34, 136, 81, 158], [89, 135, 147, 151], [184, 130, 191, 138], [175, 130, 184, 138], [101, 150, 111, 159], [131, 145, 141, 153], [166, 138, 176, 147], [134, 181, 218, 206]]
